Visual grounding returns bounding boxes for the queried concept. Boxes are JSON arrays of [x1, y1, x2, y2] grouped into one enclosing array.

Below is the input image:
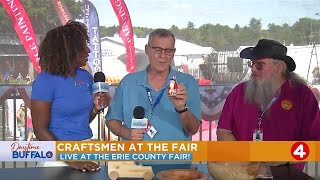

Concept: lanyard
[[146, 88, 165, 120], [257, 96, 278, 131]]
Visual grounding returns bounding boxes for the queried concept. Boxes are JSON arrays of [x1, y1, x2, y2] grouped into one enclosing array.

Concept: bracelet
[[92, 109, 101, 114]]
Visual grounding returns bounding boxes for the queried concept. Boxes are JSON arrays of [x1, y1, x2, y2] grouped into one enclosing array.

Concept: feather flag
[[83, 0, 103, 74], [1, 0, 40, 72], [110, 0, 136, 73], [50, 0, 72, 25]]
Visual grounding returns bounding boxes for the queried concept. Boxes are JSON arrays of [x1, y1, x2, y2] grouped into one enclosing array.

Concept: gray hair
[[148, 29, 175, 45], [272, 59, 310, 87]]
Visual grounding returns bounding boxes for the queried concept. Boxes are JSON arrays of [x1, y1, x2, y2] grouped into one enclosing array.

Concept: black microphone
[[92, 72, 109, 109], [131, 106, 148, 128]]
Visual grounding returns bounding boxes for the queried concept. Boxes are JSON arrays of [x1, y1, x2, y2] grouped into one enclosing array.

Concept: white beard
[[245, 75, 281, 107]]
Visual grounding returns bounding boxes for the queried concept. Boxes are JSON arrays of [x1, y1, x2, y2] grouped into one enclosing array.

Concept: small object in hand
[[169, 76, 178, 96]]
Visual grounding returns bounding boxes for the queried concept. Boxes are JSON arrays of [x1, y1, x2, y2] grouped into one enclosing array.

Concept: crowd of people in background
[[0, 72, 32, 84]]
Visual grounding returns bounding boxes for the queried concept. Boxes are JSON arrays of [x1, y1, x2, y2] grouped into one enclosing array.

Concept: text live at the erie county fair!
[[0, 141, 318, 162]]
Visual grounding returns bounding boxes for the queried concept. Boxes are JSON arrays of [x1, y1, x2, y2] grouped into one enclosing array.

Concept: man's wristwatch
[[175, 105, 188, 114]]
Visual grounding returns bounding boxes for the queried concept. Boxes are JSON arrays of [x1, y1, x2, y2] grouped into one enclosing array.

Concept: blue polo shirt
[[105, 65, 201, 141], [31, 68, 93, 140]]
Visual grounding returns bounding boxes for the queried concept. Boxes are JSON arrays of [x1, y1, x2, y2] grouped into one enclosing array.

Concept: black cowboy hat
[[240, 39, 296, 71]]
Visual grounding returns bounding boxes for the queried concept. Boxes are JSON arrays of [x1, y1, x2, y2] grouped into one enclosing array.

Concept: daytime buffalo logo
[[11, 142, 53, 159]]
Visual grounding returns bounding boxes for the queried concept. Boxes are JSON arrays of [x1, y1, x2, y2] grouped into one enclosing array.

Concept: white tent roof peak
[[101, 36, 214, 55]]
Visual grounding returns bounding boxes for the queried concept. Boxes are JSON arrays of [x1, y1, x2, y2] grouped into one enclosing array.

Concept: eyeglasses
[[147, 44, 175, 55], [248, 61, 265, 71]]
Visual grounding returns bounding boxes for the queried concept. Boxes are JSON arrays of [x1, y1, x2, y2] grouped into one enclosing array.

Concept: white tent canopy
[[100, 36, 214, 78]]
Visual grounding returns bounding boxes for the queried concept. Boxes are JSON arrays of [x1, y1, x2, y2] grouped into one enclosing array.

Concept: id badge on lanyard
[[145, 88, 165, 138], [253, 97, 277, 141], [253, 128, 263, 141]]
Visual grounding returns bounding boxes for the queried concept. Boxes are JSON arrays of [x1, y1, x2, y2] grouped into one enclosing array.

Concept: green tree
[[0, 0, 81, 35], [169, 25, 181, 38], [187, 21, 195, 29], [267, 23, 283, 39], [247, 18, 262, 42], [1, 0, 314, 51], [99, 26, 153, 39], [291, 17, 314, 45], [181, 21, 196, 42], [249, 18, 262, 32], [100, 25, 119, 37]]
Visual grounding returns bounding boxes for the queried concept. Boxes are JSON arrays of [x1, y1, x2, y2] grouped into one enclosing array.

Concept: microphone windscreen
[[94, 72, 106, 83], [92, 72, 109, 94], [133, 106, 145, 119]]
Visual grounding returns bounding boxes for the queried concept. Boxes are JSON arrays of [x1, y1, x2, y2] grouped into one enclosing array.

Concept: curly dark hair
[[39, 20, 89, 77]]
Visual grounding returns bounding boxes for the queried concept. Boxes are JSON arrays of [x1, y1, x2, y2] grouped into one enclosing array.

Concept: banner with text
[[1, 0, 41, 72], [51, 0, 72, 25], [0, 141, 318, 162], [110, 0, 136, 73], [83, 0, 103, 75]]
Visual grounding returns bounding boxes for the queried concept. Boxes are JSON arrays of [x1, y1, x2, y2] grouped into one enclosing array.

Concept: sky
[[89, 0, 320, 29]]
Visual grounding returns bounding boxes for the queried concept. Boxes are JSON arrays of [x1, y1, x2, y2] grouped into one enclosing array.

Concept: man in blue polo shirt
[[105, 29, 201, 142]]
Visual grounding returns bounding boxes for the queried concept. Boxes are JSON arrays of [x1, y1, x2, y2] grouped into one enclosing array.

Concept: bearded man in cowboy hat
[[217, 39, 320, 171]]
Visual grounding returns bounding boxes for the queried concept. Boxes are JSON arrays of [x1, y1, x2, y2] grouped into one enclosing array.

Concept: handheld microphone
[[131, 106, 148, 129], [92, 72, 109, 109]]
